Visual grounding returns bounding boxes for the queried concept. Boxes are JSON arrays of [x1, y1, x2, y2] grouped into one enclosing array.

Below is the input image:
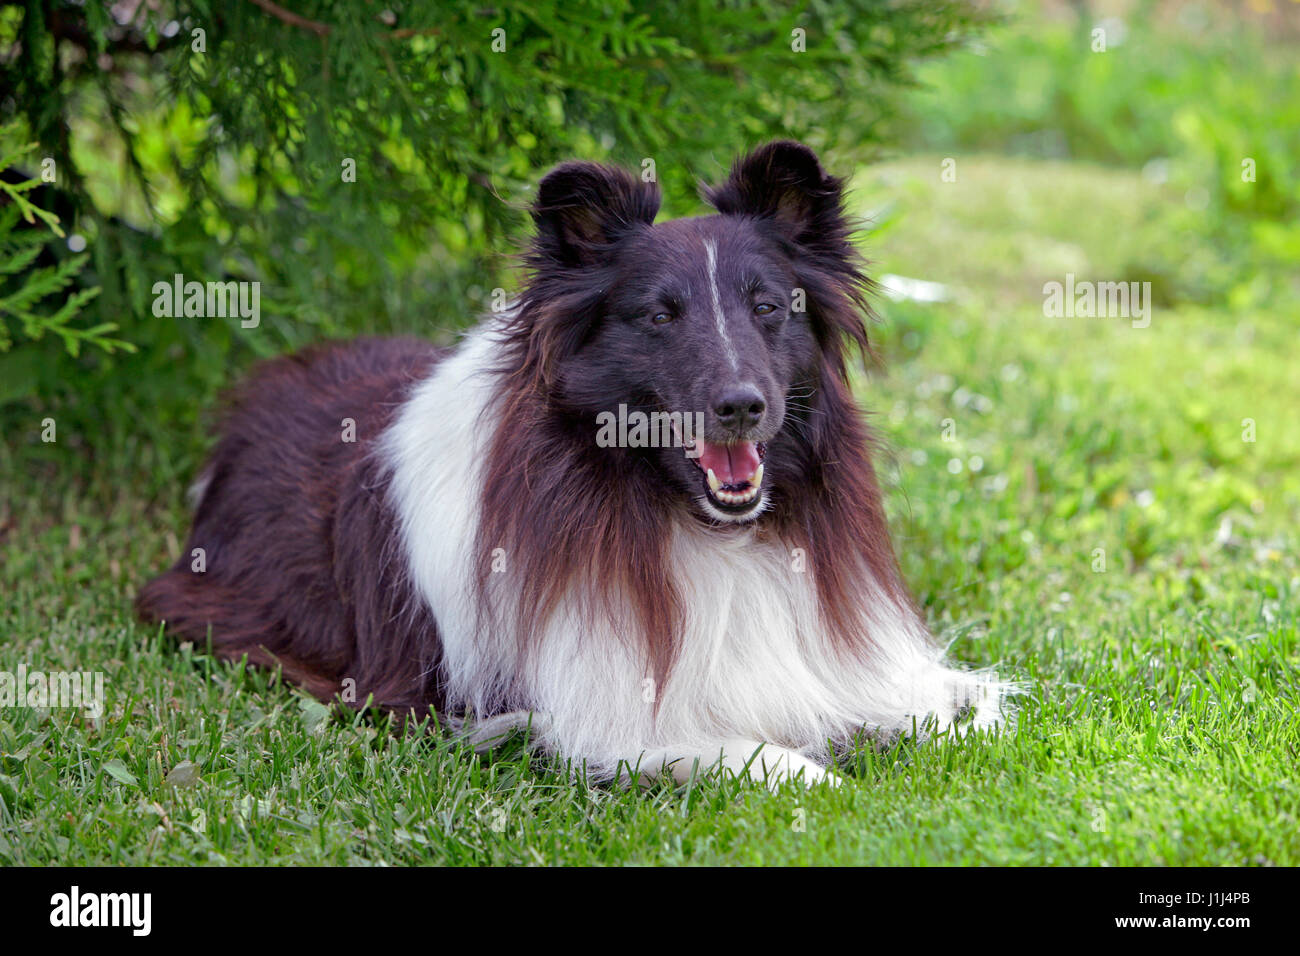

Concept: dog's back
[[136, 337, 448, 711]]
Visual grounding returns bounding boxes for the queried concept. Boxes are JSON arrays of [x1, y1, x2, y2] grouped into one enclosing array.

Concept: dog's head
[[521, 140, 871, 524]]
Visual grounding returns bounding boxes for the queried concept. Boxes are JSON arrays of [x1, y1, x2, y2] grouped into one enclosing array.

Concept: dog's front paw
[[640, 739, 842, 790], [751, 745, 842, 791]]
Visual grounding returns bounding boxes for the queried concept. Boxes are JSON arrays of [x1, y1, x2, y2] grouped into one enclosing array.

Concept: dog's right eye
[[651, 312, 675, 326]]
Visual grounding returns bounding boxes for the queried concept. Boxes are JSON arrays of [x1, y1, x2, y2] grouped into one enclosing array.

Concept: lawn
[[2, 155, 1297, 865]]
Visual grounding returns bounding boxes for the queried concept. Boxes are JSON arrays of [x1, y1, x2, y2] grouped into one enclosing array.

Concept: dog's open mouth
[[689, 440, 767, 510]]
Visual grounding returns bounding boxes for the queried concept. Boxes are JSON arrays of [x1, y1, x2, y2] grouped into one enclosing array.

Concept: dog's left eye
[[754, 303, 779, 316], [651, 312, 675, 325]]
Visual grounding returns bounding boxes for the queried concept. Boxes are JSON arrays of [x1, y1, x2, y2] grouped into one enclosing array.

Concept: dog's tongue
[[697, 441, 760, 485]]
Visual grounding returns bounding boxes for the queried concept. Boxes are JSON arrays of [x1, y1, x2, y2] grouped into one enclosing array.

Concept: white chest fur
[[382, 327, 1008, 781]]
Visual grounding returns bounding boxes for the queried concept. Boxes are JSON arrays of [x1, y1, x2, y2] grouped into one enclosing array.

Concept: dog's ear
[[707, 141, 871, 369], [703, 141, 849, 248], [531, 162, 660, 267]]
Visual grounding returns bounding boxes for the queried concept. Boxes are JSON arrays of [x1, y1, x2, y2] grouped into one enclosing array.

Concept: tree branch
[[246, 0, 331, 38], [244, 0, 441, 41]]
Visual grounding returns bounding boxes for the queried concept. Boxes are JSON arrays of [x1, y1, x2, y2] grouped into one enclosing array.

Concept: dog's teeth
[[706, 466, 766, 508], [710, 483, 759, 507]]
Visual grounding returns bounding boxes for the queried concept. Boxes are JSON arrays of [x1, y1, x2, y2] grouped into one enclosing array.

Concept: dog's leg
[[632, 739, 842, 791], [461, 710, 547, 752]]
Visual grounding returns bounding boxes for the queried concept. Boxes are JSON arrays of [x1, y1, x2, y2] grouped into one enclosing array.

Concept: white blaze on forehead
[[704, 239, 740, 373]]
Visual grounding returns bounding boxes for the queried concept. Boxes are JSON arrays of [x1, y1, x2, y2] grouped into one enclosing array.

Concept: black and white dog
[[139, 141, 1010, 787]]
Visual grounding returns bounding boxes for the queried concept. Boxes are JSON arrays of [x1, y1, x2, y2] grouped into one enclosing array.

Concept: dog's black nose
[[712, 386, 766, 433]]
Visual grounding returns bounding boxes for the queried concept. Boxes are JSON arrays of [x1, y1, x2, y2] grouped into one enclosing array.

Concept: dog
[[137, 141, 1011, 788]]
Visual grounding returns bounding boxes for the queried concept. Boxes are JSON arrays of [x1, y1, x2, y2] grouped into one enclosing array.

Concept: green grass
[[2, 155, 1297, 865]]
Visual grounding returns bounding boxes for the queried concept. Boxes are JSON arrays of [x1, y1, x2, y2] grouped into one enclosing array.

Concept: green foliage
[[0, 0, 990, 469], [0, 135, 127, 396], [899, 0, 1300, 310]]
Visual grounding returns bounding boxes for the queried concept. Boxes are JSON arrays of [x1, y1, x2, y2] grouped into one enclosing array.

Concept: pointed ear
[[703, 141, 850, 249], [531, 162, 660, 266], [706, 141, 872, 370]]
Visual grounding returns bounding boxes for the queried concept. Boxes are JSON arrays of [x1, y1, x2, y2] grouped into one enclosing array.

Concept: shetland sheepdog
[[138, 141, 1011, 787]]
